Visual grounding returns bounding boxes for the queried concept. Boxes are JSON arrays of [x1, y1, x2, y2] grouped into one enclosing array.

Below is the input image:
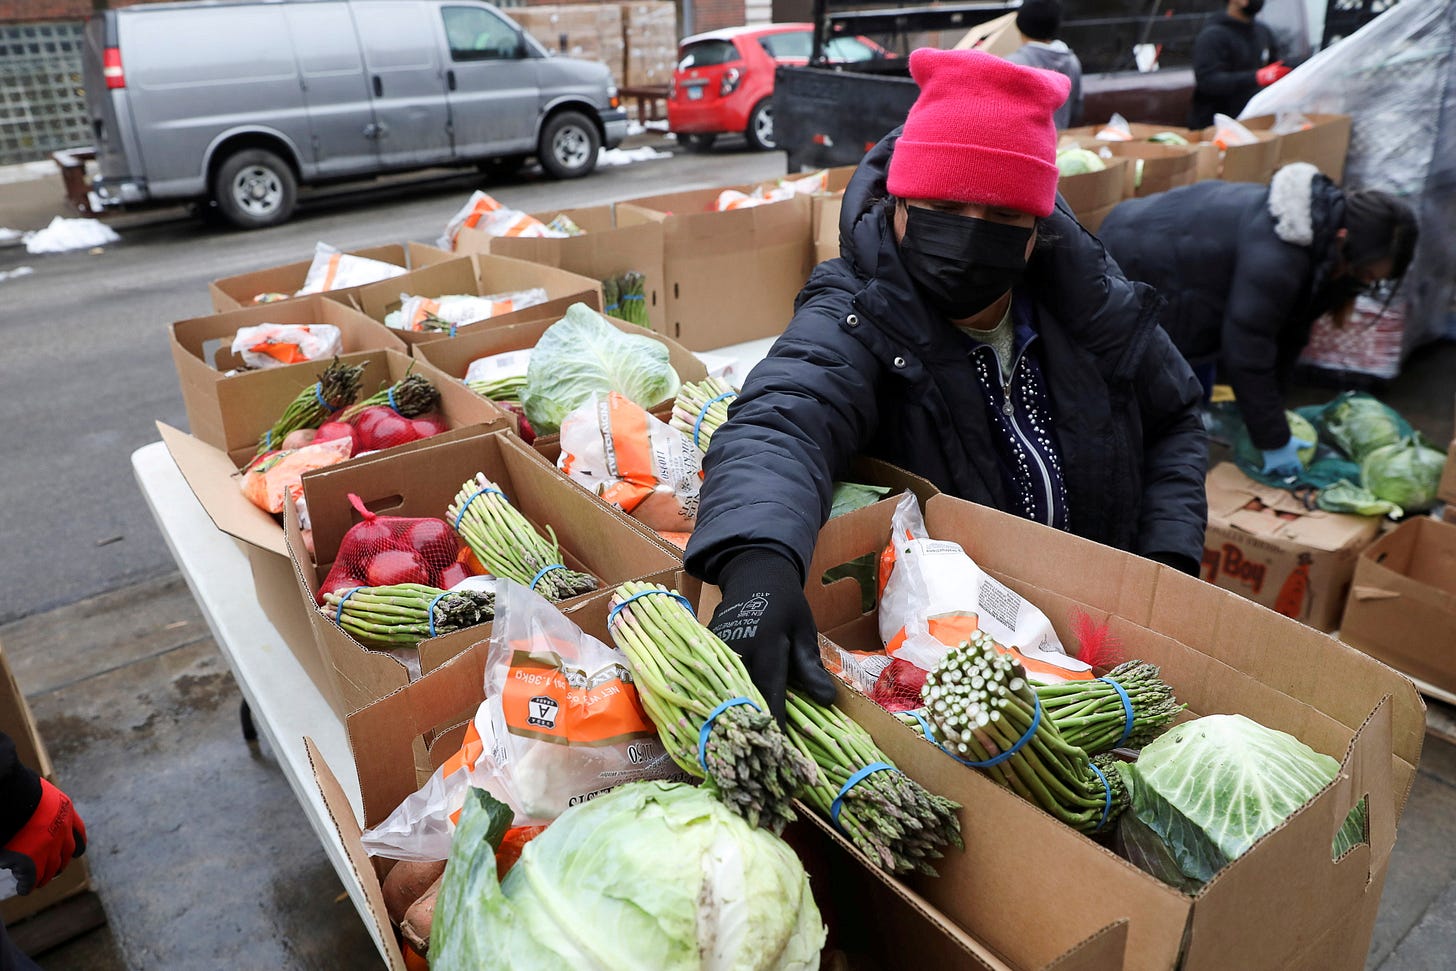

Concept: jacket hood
[[1267, 161, 1346, 309]]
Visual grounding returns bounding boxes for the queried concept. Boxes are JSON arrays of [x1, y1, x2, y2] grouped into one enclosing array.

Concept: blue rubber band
[[427, 591, 449, 637], [528, 564, 566, 591], [449, 323, 459, 338], [1089, 761, 1114, 831], [621, 293, 645, 302], [263, 429, 273, 452], [314, 382, 335, 412], [452, 486, 507, 530], [923, 694, 1043, 769], [387, 386, 399, 413], [908, 708, 937, 742], [333, 586, 362, 626], [607, 589, 693, 630], [697, 697, 760, 774], [692, 390, 738, 449], [604, 301, 621, 313], [830, 762, 897, 829], [1101, 676, 1136, 747]]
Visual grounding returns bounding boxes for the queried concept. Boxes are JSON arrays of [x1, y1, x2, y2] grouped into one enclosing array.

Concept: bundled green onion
[[255, 357, 367, 455], [447, 473, 598, 602], [917, 631, 1127, 834], [785, 691, 962, 875], [1034, 661, 1183, 755], [465, 374, 527, 405], [340, 370, 440, 421], [605, 581, 817, 833], [671, 377, 738, 453], [319, 583, 494, 647]]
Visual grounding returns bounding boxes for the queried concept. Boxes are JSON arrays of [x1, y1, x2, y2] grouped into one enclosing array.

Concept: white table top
[[131, 334, 780, 966]]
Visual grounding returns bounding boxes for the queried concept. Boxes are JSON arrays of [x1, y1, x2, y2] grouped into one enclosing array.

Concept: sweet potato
[[382, 860, 446, 925], [400, 875, 443, 954]]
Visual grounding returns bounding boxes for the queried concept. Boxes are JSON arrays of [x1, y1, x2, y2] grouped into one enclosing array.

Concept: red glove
[[1256, 62, 1292, 86], [0, 780, 86, 895]]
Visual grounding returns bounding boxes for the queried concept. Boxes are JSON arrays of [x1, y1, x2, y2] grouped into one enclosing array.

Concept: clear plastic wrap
[[1242, 0, 1456, 352]]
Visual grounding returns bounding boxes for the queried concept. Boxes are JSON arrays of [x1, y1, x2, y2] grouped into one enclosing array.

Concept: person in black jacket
[[0, 731, 86, 971], [1097, 163, 1418, 476], [1189, 0, 1288, 129], [684, 49, 1208, 717]]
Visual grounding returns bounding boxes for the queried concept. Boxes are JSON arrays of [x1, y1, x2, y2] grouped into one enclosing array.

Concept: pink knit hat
[[887, 48, 1071, 218]]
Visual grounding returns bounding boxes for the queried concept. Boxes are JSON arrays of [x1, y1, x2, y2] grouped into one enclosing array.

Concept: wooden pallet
[[7, 890, 106, 957]]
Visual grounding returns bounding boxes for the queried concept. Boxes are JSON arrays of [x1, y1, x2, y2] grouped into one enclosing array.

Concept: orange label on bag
[[500, 647, 655, 746], [318, 252, 343, 292], [250, 338, 311, 365]]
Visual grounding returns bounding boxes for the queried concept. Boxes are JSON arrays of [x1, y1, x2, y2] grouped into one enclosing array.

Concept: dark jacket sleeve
[[684, 285, 882, 584], [1132, 329, 1209, 569], [0, 731, 43, 846], [1193, 27, 1259, 99], [1222, 241, 1311, 449]]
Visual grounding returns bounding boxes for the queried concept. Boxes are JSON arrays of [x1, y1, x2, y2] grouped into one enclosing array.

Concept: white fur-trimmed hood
[[1266, 162, 1322, 246]]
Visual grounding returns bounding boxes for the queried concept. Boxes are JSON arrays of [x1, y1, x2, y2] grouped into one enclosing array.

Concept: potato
[[400, 875, 443, 954], [280, 428, 317, 451], [382, 860, 446, 925]]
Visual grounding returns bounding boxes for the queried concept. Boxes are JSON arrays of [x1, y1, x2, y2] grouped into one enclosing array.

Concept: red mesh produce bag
[[869, 657, 929, 713], [316, 493, 479, 603], [315, 407, 449, 456]]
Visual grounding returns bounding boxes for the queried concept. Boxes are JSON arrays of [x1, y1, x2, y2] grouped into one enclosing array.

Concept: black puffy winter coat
[[684, 133, 1209, 585], [1097, 162, 1345, 450]]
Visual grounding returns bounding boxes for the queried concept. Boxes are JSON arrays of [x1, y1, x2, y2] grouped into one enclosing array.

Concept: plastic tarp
[[1243, 0, 1456, 352]]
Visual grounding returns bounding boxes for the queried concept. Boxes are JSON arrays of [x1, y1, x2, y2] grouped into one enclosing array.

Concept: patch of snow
[[0, 266, 34, 282], [597, 146, 673, 167], [0, 161, 59, 185], [23, 217, 120, 255], [626, 120, 648, 137], [0, 228, 21, 244]]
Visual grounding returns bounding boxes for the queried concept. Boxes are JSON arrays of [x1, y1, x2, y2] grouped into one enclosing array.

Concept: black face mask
[[1244, 0, 1265, 15], [897, 204, 1033, 320]]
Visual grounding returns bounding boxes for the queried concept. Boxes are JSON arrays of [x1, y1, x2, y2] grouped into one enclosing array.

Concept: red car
[[668, 23, 892, 152]]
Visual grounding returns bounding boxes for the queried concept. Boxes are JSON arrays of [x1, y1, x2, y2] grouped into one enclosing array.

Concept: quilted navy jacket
[[685, 131, 1208, 583]]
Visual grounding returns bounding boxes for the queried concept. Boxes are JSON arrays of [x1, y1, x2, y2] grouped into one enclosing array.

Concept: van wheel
[[538, 111, 600, 179], [678, 133, 716, 153], [213, 148, 296, 229], [745, 99, 775, 151]]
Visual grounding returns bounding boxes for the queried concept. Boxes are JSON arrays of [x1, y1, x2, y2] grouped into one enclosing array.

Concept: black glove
[[709, 550, 837, 723]]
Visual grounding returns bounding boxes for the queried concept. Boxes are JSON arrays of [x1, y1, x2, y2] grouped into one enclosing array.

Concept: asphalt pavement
[[0, 143, 789, 625]]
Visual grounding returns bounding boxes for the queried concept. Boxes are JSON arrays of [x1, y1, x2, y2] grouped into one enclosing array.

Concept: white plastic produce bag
[[437, 190, 568, 250], [385, 289, 549, 333], [294, 242, 405, 295], [878, 493, 1092, 683], [230, 323, 342, 369], [360, 581, 683, 860]]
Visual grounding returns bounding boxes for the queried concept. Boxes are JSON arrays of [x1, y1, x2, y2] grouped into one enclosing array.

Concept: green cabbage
[[1361, 438, 1447, 513], [1323, 392, 1407, 461], [432, 783, 825, 971], [1317, 479, 1402, 519], [1115, 715, 1366, 892], [521, 303, 681, 433], [1056, 148, 1107, 176], [1148, 131, 1189, 145]]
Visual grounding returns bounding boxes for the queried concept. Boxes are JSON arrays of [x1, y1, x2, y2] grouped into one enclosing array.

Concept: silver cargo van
[[82, 0, 628, 228]]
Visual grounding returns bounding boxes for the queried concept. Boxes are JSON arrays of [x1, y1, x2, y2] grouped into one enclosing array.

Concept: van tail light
[[103, 47, 125, 89], [720, 68, 741, 97]]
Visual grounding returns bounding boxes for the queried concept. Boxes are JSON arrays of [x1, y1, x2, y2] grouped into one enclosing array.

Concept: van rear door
[[436, 3, 540, 157], [283, 1, 380, 178], [349, 0, 454, 168], [82, 12, 140, 184]]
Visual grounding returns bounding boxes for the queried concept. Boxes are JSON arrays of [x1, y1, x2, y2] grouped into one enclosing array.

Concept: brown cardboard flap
[[1207, 463, 1380, 554], [0, 642, 50, 782], [1058, 158, 1129, 216], [305, 739, 407, 971], [158, 422, 290, 558], [1043, 920, 1130, 971], [1350, 585, 1402, 603]]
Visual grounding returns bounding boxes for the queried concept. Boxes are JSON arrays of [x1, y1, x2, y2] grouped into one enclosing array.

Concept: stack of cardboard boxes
[[510, 1, 677, 89]]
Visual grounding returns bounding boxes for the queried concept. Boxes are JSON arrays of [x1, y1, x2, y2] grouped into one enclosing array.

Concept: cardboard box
[[617, 185, 814, 350], [454, 205, 667, 334], [1058, 157, 1130, 233], [171, 296, 407, 452], [787, 494, 1423, 971], [289, 429, 683, 715], [208, 243, 446, 312], [953, 11, 1023, 57], [1241, 113, 1353, 184], [1340, 516, 1456, 699], [1201, 463, 1383, 631], [1062, 139, 1201, 198], [348, 255, 603, 350], [410, 304, 709, 445], [243, 541, 348, 718], [158, 348, 510, 558], [513, 4, 626, 85], [0, 642, 93, 925], [305, 590, 1129, 971], [618, 1, 677, 88], [813, 193, 843, 265], [1190, 127, 1282, 184], [1437, 400, 1455, 507]]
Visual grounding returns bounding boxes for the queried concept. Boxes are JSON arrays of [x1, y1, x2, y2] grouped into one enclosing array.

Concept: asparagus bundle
[[605, 581, 817, 833], [919, 631, 1127, 834], [255, 357, 367, 455], [340, 371, 441, 421], [602, 275, 621, 319], [447, 473, 598, 602], [1034, 660, 1184, 754], [786, 691, 962, 875], [671, 377, 738, 452], [320, 583, 494, 647], [615, 271, 649, 327]]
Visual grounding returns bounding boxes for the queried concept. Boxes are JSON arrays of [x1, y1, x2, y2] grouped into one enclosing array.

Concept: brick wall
[[692, 0, 744, 32], [0, 0, 175, 23]]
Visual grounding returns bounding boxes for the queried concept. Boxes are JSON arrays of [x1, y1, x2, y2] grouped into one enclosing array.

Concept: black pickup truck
[[774, 0, 1262, 171]]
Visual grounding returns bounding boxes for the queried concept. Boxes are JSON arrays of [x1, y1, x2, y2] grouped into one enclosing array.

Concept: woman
[[684, 49, 1208, 717], [1097, 165, 1418, 477]]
